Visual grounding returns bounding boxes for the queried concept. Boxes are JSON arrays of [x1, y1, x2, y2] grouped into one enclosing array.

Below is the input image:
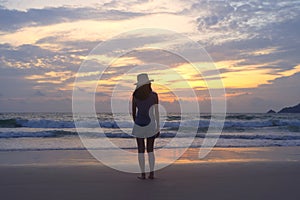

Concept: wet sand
[[0, 147, 300, 200]]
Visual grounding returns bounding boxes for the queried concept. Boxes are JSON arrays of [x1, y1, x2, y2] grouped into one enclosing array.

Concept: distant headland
[[267, 109, 276, 114], [267, 103, 300, 113]]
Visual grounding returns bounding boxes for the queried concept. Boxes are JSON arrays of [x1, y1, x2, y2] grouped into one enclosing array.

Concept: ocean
[[0, 112, 300, 151]]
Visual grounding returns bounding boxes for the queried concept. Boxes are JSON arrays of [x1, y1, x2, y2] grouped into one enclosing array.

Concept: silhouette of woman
[[132, 73, 160, 180]]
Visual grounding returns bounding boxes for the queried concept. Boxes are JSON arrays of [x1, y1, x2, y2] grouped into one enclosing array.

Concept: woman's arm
[[154, 93, 160, 133], [132, 96, 136, 122]]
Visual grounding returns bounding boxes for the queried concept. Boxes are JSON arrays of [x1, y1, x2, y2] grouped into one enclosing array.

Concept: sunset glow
[[0, 0, 299, 112]]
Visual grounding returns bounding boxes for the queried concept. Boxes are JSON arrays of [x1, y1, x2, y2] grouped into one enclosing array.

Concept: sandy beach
[[1, 147, 300, 200]]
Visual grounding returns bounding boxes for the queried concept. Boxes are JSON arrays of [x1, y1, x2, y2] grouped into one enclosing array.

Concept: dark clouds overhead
[[206, 14, 300, 76]]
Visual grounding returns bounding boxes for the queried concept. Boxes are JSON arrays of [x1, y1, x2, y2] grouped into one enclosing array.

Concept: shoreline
[[0, 146, 299, 167]]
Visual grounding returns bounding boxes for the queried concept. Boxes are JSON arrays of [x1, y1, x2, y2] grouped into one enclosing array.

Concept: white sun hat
[[134, 73, 154, 86]]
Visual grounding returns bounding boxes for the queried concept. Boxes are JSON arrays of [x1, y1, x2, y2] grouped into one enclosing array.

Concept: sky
[[0, 0, 300, 113]]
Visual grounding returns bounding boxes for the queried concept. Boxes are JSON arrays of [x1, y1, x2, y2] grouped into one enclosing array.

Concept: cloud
[[0, 43, 62, 69], [193, 0, 300, 45], [0, 67, 37, 99], [0, 41, 93, 72], [206, 12, 300, 76], [122, 49, 187, 67], [0, 42, 78, 99], [25, 70, 74, 84], [36, 37, 101, 52], [196, 2, 234, 30], [0, 6, 145, 31]]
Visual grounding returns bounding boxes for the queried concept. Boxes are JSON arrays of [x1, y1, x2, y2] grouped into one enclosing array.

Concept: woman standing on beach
[[132, 73, 160, 180]]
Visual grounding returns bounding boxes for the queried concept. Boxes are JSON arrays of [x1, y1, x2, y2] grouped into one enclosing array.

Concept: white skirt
[[132, 121, 156, 138]]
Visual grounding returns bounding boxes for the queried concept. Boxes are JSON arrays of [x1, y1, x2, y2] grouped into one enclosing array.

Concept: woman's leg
[[147, 137, 155, 179], [136, 138, 145, 179]]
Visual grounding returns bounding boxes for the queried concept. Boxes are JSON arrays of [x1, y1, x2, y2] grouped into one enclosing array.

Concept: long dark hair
[[133, 83, 152, 100]]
